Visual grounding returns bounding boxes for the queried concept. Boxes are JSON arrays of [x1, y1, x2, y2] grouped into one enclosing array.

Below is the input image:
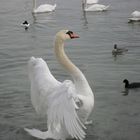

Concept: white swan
[[83, 0, 110, 12], [128, 11, 140, 22], [25, 30, 94, 140], [32, 0, 56, 14]]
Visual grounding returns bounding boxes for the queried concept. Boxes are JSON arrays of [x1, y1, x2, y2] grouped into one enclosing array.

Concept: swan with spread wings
[[25, 30, 94, 140]]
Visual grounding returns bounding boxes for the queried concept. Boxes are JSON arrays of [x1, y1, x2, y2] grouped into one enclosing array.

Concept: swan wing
[[28, 57, 60, 116], [47, 80, 86, 140], [85, 4, 109, 11], [35, 4, 56, 13], [131, 11, 140, 18]]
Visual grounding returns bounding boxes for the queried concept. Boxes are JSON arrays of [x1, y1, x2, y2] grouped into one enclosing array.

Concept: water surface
[[0, 0, 140, 139]]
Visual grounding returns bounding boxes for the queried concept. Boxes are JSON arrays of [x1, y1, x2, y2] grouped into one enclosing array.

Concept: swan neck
[[33, 0, 36, 11], [83, 0, 87, 9], [54, 36, 94, 97], [54, 37, 85, 81]]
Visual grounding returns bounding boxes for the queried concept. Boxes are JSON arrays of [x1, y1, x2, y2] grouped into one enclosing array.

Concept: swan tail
[[24, 128, 53, 139]]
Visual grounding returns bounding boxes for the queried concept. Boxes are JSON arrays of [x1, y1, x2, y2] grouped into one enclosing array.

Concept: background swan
[[83, 0, 110, 12], [128, 11, 140, 22], [32, 0, 56, 14], [25, 30, 94, 140]]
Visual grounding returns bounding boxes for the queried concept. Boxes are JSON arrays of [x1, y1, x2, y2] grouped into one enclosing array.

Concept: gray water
[[0, 0, 140, 139]]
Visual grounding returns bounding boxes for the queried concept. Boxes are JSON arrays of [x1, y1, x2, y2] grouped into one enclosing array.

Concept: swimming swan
[[84, 3, 110, 12], [24, 30, 94, 140], [32, 0, 56, 14], [82, 0, 109, 12], [128, 11, 140, 22]]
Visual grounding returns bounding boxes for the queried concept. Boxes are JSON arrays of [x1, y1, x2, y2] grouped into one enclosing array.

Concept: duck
[[112, 44, 128, 55], [128, 11, 140, 23], [21, 20, 30, 30], [24, 30, 94, 140], [32, 0, 56, 14], [123, 79, 140, 89]]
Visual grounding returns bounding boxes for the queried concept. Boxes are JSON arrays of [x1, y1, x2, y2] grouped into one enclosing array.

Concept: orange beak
[[70, 33, 79, 39]]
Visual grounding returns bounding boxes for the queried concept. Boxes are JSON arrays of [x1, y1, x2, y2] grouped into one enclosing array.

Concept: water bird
[[128, 11, 140, 23], [112, 44, 128, 55], [83, 0, 110, 12], [21, 20, 30, 30], [24, 30, 94, 140], [123, 79, 140, 89], [32, 0, 56, 14]]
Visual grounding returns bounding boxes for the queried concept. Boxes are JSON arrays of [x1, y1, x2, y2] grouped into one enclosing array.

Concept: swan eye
[[66, 31, 74, 38]]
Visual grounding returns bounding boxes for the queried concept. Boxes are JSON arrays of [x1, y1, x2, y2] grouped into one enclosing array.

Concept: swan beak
[[70, 33, 79, 39]]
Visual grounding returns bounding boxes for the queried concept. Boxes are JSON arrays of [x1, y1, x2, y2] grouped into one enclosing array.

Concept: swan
[[123, 79, 140, 89], [128, 11, 140, 22], [24, 30, 94, 140], [112, 44, 128, 55], [83, 0, 110, 12], [32, 0, 56, 14]]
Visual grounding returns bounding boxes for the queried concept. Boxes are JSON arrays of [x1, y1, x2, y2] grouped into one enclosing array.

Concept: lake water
[[0, 0, 140, 139]]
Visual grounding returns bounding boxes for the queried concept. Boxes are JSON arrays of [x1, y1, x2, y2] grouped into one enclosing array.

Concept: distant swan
[[32, 0, 56, 14], [128, 11, 140, 22], [112, 44, 128, 55], [123, 79, 140, 89], [82, 0, 109, 12], [24, 30, 94, 140]]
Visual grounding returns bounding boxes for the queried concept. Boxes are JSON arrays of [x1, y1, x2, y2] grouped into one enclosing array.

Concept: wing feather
[[28, 57, 60, 116], [47, 80, 86, 140]]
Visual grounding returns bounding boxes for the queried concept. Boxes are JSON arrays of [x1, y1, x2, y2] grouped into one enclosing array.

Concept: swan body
[[25, 30, 94, 140], [128, 11, 140, 22], [84, 3, 110, 12], [32, 0, 56, 13], [86, 0, 98, 5]]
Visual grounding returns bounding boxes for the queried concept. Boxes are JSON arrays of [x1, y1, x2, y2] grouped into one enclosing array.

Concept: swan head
[[55, 30, 79, 41]]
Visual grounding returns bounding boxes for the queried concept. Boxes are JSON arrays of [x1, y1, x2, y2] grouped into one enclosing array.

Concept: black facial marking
[[66, 31, 73, 38]]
